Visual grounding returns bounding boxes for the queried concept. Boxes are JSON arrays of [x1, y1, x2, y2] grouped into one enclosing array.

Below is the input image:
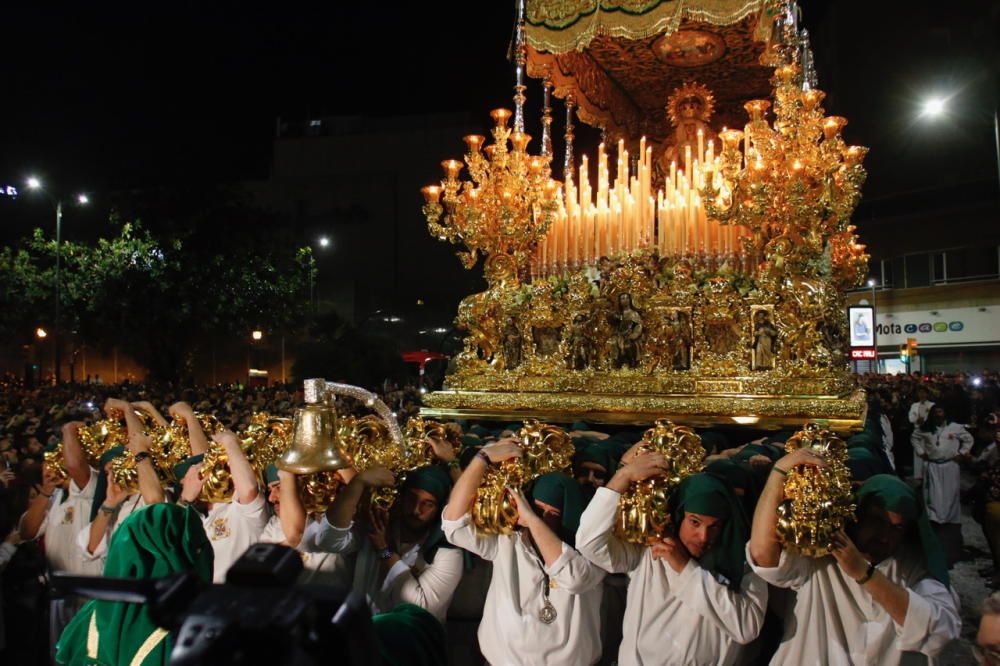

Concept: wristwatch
[[134, 451, 153, 465], [475, 450, 493, 467], [856, 561, 877, 585], [377, 547, 395, 560]]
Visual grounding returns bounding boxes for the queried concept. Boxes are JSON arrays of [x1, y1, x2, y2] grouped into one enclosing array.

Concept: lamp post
[[312, 236, 331, 317], [867, 277, 878, 374], [26, 178, 88, 384]]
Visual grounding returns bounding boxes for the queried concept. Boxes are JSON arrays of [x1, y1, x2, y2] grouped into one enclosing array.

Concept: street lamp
[[318, 236, 331, 248], [311, 235, 331, 317], [251, 330, 263, 341], [36, 328, 48, 339], [867, 278, 878, 373], [917, 92, 1000, 192], [25, 177, 89, 383]]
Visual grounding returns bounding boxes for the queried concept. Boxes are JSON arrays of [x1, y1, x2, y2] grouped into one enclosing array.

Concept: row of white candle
[[534, 132, 749, 276]]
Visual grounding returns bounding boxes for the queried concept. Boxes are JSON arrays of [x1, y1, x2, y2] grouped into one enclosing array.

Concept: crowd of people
[[0, 374, 998, 664]]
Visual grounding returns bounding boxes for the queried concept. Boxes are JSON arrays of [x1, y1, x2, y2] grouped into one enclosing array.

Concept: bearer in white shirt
[[443, 439, 605, 666], [577, 451, 767, 666]]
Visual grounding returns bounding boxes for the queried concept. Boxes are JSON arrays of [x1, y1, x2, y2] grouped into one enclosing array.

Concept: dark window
[[904, 254, 930, 288], [932, 252, 945, 283]]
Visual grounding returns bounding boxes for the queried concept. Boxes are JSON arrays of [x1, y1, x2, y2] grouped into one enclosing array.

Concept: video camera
[[52, 543, 378, 665]]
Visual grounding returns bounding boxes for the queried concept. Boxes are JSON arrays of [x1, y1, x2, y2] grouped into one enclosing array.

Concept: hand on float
[[426, 436, 457, 463], [773, 447, 826, 475], [367, 505, 390, 550], [103, 398, 130, 419], [482, 438, 522, 464], [507, 487, 537, 528], [179, 465, 205, 503], [829, 529, 869, 580], [651, 535, 690, 573], [168, 401, 195, 421], [358, 466, 395, 488]]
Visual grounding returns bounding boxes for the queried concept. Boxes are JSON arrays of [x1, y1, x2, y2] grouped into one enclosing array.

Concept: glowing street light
[[36, 327, 48, 339], [921, 96, 947, 117], [318, 236, 331, 248], [251, 330, 263, 341], [23, 177, 90, 383]]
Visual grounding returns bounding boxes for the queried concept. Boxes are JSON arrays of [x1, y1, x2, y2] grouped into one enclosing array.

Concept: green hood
[[670, 472, 750, 590], [528, 472, 585, 546], [56, 504, 214, 666], [372, 603, 447, 666], [854, 474, 949, 586]]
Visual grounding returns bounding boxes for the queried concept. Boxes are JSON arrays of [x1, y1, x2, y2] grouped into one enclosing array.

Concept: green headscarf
[[669, 472, 750, 590], [704, 459, 761, 514], [170, 453, 205, 498], [401, 465, 454, 563], [574, 441, 618, 477], [90, 445, 128, 521], [264, 463, 280, 485], [528, 472, 585, 546], [469, 424, 491, 439], [571, 421, 591, 432], [56, 504, 214, 666], [371, 603, 447, 666], [854, 474, 949, 586]]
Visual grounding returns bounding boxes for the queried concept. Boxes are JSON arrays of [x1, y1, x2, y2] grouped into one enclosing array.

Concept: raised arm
[[278, 470, 306, 547], [213, 430, 258, 504], [19, 471, 59, 540], [61, 421, 91, 490], [749, 448, 825, 568], [576, 451, 666, 574], [325, 466, 395, 529], [442, 438, 521, 522], [510, 488, 563, 566], [169, 402, 210, 455], [127, 429, 165, 505], [131, 401, 169, 428]]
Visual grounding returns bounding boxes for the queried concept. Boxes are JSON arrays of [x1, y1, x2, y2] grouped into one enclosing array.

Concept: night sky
[[1, 1, 996, 233]]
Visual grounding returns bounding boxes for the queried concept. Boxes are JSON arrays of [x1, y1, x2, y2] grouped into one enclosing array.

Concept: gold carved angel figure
[[751, 309, 779, 370], [609, 293, 643, 369]]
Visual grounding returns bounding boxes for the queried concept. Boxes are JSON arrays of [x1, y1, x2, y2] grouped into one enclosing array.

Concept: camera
[[52, 543, 378, 665]]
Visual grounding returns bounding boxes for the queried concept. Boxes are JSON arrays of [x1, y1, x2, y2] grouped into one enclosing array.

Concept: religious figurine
[[656, 81, 717, 178], [609, 293, 643, 369], [501, 317, 523, 370], [567, 313, 593, 370], [671, 309, 693, 370], [751, 309, 779, 370]]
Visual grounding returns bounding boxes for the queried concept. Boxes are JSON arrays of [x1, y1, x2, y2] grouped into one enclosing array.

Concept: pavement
[[937, 505, 989, 664]]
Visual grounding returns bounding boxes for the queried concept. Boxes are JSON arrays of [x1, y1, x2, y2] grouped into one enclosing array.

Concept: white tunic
[[312, 515, 463, 622], [24, 472, 103, 575], [911, 423, 973, 524], [880, 414, 895, 470], [259, 515, 350, 587], [748, 545, 961, 665], [576, 487, 767, 666], [442, 509, 605, 666], [202, 493, 270, 583], [75, 493, 148, 563], [908, 400, 935, 479]]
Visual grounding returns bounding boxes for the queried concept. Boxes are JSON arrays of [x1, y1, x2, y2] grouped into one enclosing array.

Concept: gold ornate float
[[420, 0, 867, 429]]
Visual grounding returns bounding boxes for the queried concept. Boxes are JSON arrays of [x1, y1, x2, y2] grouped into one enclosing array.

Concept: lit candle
[[441, 159, 463, 180], [420, 185, 442, 204], [490, 108, 512, 127], [697, 128, 705, 164], [463, 135, 485, 154]]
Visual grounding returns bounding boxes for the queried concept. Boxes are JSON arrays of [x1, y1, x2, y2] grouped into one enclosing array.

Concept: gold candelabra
[[421, 108, 561, 284], [701, 63, 869, 292]]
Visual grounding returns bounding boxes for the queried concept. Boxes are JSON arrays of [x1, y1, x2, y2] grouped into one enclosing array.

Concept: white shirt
[[908, 400, 935, 426], [202, 493, 270, 583], [76, 493, 148, 563], [24, 471, 103, 575], [259, 515, 349, 587], [442, 509, 605, 666], [312, 515, 462, 622], [576, 487, 767, 666], [748, 545, 961, 665], [879, 414, 895, 470]]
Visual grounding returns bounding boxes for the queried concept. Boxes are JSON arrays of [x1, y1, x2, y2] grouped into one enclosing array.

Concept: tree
[[0, 194, 316, 382]]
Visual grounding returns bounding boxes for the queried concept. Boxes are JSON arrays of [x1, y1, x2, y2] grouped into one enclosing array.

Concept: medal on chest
[[210, 516, 231, 540], [539, 598, 557, 624], [61, 505, 75, 525]]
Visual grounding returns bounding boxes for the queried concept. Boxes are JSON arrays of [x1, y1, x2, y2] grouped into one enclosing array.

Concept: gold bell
[[277, 381, 350, 474]]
